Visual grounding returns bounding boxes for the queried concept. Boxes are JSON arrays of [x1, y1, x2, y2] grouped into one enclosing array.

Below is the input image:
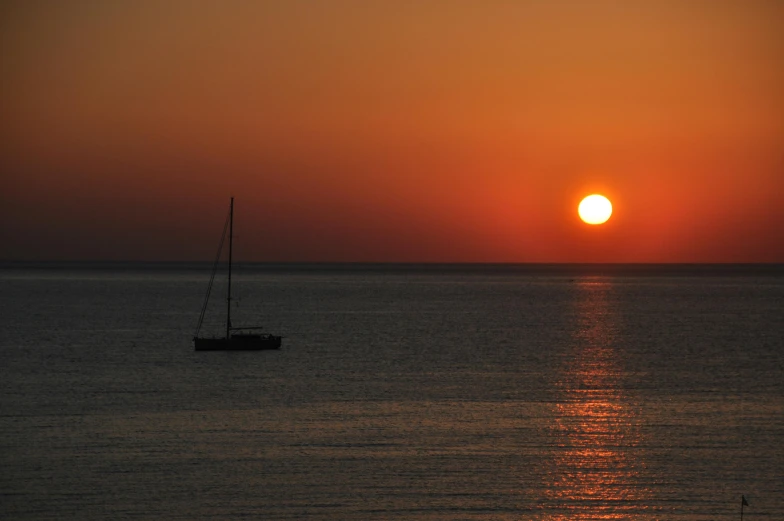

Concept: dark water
[[1, 264, 782, 520]]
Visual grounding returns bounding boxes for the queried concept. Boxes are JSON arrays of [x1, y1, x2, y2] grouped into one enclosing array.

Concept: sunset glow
[[1, 1, 783, 262]]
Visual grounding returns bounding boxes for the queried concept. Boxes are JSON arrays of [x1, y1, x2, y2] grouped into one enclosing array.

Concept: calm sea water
[[1, 264, 782, 520]]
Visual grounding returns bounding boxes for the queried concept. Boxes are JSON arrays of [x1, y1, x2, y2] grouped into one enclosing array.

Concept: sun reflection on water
[[540, 278, 651, 520]]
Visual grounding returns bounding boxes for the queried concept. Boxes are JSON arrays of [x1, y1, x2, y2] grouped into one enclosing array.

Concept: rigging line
[[194, 207, 231, 337]]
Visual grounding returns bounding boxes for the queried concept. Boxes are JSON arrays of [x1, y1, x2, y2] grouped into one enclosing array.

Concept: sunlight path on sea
[[536, 278, 654, 520]]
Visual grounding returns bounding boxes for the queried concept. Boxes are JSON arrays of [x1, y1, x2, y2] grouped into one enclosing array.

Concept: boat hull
[[194, 334, 282, 351]]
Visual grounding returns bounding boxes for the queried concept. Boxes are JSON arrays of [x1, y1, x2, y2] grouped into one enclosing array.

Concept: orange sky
[[2, 1, 783, 262]]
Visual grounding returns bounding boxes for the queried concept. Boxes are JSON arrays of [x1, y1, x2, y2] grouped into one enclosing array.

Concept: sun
[[578, 194, 613, 225]]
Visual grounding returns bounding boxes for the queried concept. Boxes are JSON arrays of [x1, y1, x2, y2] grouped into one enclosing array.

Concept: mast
[[226, 197, 234, 339]]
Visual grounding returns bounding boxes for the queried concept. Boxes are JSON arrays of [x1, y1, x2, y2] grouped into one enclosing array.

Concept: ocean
[[1, 263, 782, 520]]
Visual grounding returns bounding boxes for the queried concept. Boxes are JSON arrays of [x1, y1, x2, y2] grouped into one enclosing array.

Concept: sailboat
[[193, 197, 282, 351]]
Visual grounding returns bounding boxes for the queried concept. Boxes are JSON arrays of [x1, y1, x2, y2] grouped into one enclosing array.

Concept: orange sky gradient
[[2, 1, 783, 262]]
